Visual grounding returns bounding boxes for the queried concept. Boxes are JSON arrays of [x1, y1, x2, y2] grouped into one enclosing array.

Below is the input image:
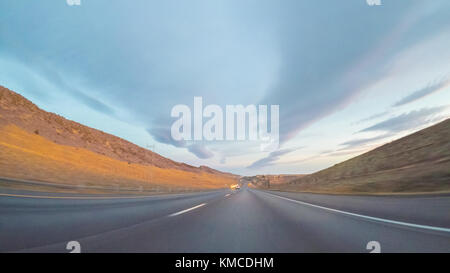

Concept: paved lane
[[0, 189, 230, 252], [1, 187, 449, 252]]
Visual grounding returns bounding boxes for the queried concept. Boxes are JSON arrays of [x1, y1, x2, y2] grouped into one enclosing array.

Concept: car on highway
[[230, 184, 241, 191]]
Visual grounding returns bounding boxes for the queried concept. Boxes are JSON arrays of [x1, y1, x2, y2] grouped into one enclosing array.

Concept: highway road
[[0, 186, 449, 252]]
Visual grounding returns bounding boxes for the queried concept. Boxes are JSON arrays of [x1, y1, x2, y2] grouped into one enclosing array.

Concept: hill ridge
[[251, 119, 450, 194], [0, 85, 233, 177]]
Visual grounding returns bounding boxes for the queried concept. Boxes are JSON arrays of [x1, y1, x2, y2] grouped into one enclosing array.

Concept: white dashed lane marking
[[168, 203, 207, 217]]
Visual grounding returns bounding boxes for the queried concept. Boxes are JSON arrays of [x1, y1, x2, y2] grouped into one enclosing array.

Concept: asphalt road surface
[[1, 186, 449, 252]]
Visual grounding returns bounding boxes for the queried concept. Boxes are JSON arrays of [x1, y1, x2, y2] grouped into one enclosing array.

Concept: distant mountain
[[0, 86, 237, 193], [252, 119, 450, 194]]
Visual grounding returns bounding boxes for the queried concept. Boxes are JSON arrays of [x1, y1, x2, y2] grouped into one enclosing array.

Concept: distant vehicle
[[230, 184, 241, 190]]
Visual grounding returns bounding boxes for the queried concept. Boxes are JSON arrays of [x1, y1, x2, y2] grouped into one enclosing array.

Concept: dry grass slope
[[0, 125, 236, 193], [0, 86, 237, 193], [262, 119, 450, 194]]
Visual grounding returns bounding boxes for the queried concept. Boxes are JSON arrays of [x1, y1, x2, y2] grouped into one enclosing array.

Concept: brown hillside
[[257, 119, 450, 194], [0, 86, 237, 193]]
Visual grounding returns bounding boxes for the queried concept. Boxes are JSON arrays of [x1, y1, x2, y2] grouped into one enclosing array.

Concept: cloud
[[355, 111, 391, 124], [187, 144, 214, 159], [256, 1, 440, 145], [360, 106, 449, 133], [68, 89, 116, 116], [2, 0, 450, 173], [146, 127, 186, 148], [393, 77, 450, 107], [326, 147, 374, 157], [146, 126, 214, 159], [247, 148, 299, 169], [355, 77, 450, 125], [9, 55, 118, 117], [340, 133, 394, 149]]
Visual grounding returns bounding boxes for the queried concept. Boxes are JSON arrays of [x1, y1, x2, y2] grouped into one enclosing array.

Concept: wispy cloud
[[326, 147, 376, 157], [30, 58, 118, 117], [340, 133, 394, 149], [393, 77, 450, 107], [146, 127, 214, 159], [146, 127, 186, 148], [247, 148, 300, 169], [2, 0, 450, 174], [188, 144, 214, 159], [360, 105, 449, 133], [258, 1, 441, 146], [355, 111, 391, 124]]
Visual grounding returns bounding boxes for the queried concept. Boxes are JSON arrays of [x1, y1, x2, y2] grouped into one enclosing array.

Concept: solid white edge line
[[225, 194, 231, 197], [259, 190, 450, 233], [0, 193, 160, 200], [0, 191, 217, 200], [168, 203, 207, 217]]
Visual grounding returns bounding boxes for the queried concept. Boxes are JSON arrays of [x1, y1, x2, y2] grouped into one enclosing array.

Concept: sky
[[1, 0, 450, 176]]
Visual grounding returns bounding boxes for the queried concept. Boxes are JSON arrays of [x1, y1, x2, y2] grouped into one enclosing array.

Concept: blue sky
[[1, 0, 449, 175]]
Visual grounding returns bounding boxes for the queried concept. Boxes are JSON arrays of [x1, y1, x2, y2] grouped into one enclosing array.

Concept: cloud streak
[[2, 0, 450, 174], [146, 127, 214, 159], [257, 1, 442, 146], [355, 111, 391, 124], [360, 105, 449, 133], [247, 148, 300, 169], [146, 127, 186, 148], [393, 77, 450, 107], [340, 133, 394, 149], [188, 144, 214, 159]]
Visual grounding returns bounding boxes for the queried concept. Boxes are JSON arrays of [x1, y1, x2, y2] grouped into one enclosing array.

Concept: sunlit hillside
[[0, 125, 236, 193], [252, 119, 450, 195], [0, 86, 237, 194]]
